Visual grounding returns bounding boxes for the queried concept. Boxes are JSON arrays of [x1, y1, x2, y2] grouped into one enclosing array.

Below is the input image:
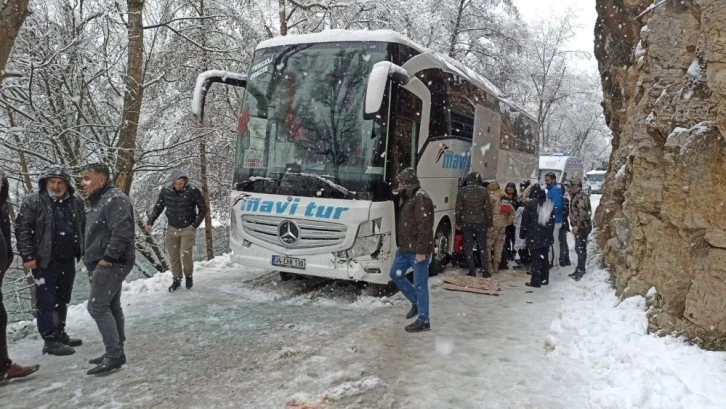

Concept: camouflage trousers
[[487, 225, 507, 274]]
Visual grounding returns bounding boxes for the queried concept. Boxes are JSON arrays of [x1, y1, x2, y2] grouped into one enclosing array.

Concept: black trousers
[[32, 259, 76, 341], [462, 223, 488, 274], [529, 247, 549, 286], [0, 273, 9, 371]]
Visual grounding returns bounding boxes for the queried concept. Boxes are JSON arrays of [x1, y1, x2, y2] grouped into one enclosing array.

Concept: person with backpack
[[455, 172, 493, 277], [519, 184, 554, 287]]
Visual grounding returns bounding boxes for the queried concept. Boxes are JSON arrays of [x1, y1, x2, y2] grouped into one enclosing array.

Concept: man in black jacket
[[145, 169, 207, 292], [389, 168, 435, 333], [455, 172, 493, 277], [15, 166, 85, 356], [519, 184, 554, 288], [80, 163, 135, 375], [1, 171, 40, 380]]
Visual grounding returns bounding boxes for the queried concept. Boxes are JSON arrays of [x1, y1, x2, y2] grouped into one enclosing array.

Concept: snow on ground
[[2, 194, 725, 408]]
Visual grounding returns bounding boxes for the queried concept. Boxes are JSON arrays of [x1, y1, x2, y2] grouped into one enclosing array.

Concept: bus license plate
[[272, 255, 306, 270]]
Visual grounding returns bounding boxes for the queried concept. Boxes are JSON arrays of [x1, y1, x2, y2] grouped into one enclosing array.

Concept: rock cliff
[[594, 0, 726, 349]]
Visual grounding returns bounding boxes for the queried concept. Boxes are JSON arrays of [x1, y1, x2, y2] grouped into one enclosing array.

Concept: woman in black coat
[[519, 184, 554, 287]]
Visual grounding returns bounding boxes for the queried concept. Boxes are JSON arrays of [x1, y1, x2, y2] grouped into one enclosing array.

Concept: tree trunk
[[0, 0, 30, 82], [199, 139, 214, 260], [114, 0, 145, 195], [447, 0, 466, 58], [134, 209, 169, 273], [279, 0, 287, 36]]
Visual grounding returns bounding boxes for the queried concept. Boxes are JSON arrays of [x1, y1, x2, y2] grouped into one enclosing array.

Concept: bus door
[[471, 105, 501, 181]]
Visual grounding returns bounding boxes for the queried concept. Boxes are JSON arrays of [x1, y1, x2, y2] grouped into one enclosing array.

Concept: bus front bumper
[[230, 238, 392, 285]]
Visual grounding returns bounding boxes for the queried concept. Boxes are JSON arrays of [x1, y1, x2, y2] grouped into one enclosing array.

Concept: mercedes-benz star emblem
[[278, 220, 300, 245]]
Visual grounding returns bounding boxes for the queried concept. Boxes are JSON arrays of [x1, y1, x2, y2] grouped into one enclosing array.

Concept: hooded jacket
[[395, 168, 435, 254], [569, 179, 592, 229], [147, 169, 207, 229], [85, 182, 135, 266], [0, 171, 13, 275], [519, 184, 554, 249], [14, 167, 85, 269], [455, 172, 492, 226]]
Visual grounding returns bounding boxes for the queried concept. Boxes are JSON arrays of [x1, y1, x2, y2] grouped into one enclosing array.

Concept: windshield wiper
[[285, 172, 355, 199]]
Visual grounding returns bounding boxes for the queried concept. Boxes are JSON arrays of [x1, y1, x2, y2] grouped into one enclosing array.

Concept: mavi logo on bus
[[239, 196, 350, 220], [436, 144, 470, 170]]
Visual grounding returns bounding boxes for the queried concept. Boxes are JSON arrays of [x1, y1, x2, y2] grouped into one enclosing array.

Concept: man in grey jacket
[[15, 166, 85, 356], [79, 163, 135, 375]]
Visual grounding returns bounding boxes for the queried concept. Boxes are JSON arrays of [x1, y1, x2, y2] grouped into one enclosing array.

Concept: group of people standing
[[452, 170, 594, 286], [387, 167, 594, 334], [1, 165, 207, 381]]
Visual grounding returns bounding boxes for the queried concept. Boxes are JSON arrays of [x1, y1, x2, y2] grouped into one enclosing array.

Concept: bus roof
[[255, 29, 537, 122]]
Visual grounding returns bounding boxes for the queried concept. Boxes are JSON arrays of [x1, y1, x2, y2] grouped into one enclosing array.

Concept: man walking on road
[[568, 178, 593, 280], [389, 168, 435, 333], [455, 172, 493, 277], [80, 164, 135, 375], [145, 169, 207, 292], [1, 171, 40, 381], [15, 166, 85, 356]]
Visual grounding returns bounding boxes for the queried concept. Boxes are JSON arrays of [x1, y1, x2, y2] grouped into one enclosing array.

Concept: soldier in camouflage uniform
[[485, 181, 515, 274], [568, 178, 592, 280]]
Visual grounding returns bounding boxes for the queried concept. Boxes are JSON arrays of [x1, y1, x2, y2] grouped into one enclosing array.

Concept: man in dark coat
[[80, 163, 135, 375], [389, 168, 434, 333], [1, 170, 40, 380], [455, 172, 493, 277], [15, 166, 85, 356], [145, 169, 207, 292], [519, 184, 554, 288]]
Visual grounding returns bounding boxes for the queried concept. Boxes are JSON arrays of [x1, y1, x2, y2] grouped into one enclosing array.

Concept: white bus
[[192, 30, 539, 286]]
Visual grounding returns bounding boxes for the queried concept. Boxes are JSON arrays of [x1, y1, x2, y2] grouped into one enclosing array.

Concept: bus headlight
[[334, 218, 383, 259]]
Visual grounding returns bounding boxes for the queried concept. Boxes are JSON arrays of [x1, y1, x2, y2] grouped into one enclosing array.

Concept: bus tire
[[429, 223, 451, 277]]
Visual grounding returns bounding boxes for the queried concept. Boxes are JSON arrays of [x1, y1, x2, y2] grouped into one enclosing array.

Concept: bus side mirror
[[192, 70, 248, 122], [364, 62, 411, 119]]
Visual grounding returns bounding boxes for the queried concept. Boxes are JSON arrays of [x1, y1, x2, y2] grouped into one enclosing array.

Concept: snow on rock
[[646, 286, 658, 299], [687, 59, 703, 82]]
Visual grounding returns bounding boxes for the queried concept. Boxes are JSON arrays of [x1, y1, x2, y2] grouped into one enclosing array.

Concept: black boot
[[569, 268, 582, 278], [87, 355, 125, 375], [169, 279, 181, 292], [60, 331, 83, 347], [405, 319, 431, 333], [498, 261, 508, 270], [480, 270, 491, 278], [572, 269, 586, 281], [466, 271, 476, 277], [42, 340, 75, 356], [89, 353, 126, 366], [185, 276, 193, 289], [405, 305, 418, 319]]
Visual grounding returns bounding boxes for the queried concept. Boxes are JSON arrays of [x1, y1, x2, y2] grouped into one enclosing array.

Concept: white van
[[585, 170, 606, 194], [538, 153, 585, 189]]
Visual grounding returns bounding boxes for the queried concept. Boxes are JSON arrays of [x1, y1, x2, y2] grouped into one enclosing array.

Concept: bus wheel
[[429, 224, 451, 276]]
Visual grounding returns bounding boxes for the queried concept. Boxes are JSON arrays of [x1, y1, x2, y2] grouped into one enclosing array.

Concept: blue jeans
[[389, 250, 431, 323]]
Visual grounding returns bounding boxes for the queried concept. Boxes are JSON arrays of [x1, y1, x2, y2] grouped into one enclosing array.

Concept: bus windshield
[[587, 173, 605, 182], [234, 42, 389, 199]]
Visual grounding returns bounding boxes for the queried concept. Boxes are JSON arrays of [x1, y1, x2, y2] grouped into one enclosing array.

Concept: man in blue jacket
[[544, 172, 564, 268]]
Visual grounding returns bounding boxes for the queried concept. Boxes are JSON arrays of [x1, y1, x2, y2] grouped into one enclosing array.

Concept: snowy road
[[2, 195, 725, 408]]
